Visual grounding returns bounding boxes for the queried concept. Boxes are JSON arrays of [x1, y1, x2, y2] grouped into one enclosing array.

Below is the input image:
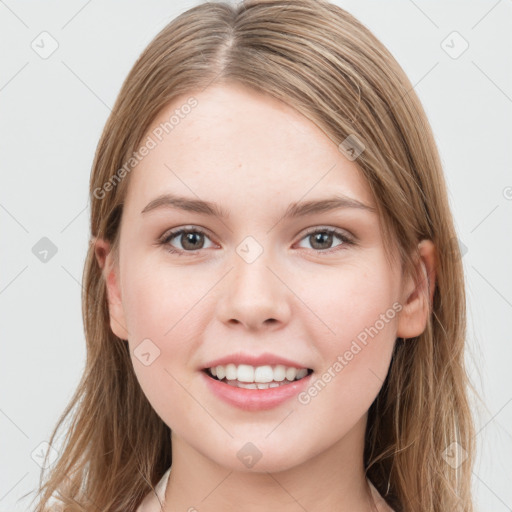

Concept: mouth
[[202, 366, 314, 390], [201, 363, 315, 411]]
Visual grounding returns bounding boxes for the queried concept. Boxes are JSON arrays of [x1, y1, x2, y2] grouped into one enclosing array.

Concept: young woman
[[34, 1, 477, 510]]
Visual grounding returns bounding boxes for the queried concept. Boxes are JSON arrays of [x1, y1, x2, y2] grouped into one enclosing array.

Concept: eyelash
[[157, 226, 355, 257]]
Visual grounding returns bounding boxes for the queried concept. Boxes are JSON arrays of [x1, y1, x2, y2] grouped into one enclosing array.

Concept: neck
[[163, 414, 379, 512]]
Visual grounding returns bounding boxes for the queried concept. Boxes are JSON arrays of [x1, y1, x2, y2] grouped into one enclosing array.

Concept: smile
[[201, 366, 314, 411], [205, 364, 313, 389]]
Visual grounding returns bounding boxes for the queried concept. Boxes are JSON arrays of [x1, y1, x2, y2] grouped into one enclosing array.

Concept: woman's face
[[97, 83, 427, 473]]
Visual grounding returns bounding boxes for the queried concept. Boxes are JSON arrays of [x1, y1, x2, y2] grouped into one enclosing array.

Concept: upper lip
[[202, 352, 311, 370]]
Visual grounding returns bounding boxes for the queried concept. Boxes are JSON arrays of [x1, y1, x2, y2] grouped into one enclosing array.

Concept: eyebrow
[[140, 193, 376, 218]]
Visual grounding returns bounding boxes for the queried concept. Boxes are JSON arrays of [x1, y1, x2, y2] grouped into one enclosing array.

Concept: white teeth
[[226, 380, 290, 389], [237, 364, 254, 382], [216, 366, 226, 380], [285, 367, 296, 381], [273, 365, 286, 381], [296, 368, 308, 379], [254, 365, 274, 383], [225, 363, 237, 380], [209, 363, 310, 383], [237, 382, 258, 389]]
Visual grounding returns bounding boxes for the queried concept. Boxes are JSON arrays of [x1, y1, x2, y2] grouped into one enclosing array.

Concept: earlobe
[[92, 237, 129, 340], [396, 239, 437, 340]]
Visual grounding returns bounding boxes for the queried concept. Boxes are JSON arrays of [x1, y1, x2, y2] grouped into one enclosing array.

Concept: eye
[[158, 225, 354, 257], [158, 227, 215, 256], [296, 227, 354, 254]]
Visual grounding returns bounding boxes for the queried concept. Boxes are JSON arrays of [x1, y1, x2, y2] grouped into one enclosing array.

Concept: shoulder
[[135, 469, 395, 512], [136, 467, 172, 512], [368, 479, 396, 512]]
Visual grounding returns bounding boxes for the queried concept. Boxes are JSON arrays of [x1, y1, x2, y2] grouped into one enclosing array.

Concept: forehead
[[124, 83, 375, 214]]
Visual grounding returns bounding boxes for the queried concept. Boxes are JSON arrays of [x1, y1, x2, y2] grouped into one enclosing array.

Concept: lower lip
[[201, 370, 313, 411]]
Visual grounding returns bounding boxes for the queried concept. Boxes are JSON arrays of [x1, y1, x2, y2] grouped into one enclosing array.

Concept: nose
[[216, 248, 292, 331]]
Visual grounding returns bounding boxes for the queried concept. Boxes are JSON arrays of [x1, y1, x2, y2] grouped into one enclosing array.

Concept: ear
[[396, 239, 437, 339], [92, 237, 129, 340]]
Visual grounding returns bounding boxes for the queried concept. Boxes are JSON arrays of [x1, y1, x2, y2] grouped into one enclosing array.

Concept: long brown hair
[[33, 1, 478, 510]]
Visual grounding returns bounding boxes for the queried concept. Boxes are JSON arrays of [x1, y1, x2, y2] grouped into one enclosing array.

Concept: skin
[[94, 83, 436, 512]]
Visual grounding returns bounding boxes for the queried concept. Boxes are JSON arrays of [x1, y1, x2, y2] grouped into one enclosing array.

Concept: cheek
[[295, 262, 398, 413], [121, 257, 205, 343], [296, 258, 399, 344], [120, 260, 211, 422]]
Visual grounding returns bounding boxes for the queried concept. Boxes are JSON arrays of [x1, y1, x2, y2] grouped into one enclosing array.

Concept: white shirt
[[136, 466, 171, 512], [136, 466, 396, 512]]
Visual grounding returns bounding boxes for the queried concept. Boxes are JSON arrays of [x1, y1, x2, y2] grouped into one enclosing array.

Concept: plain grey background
[[1, 0, 511, 510]]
